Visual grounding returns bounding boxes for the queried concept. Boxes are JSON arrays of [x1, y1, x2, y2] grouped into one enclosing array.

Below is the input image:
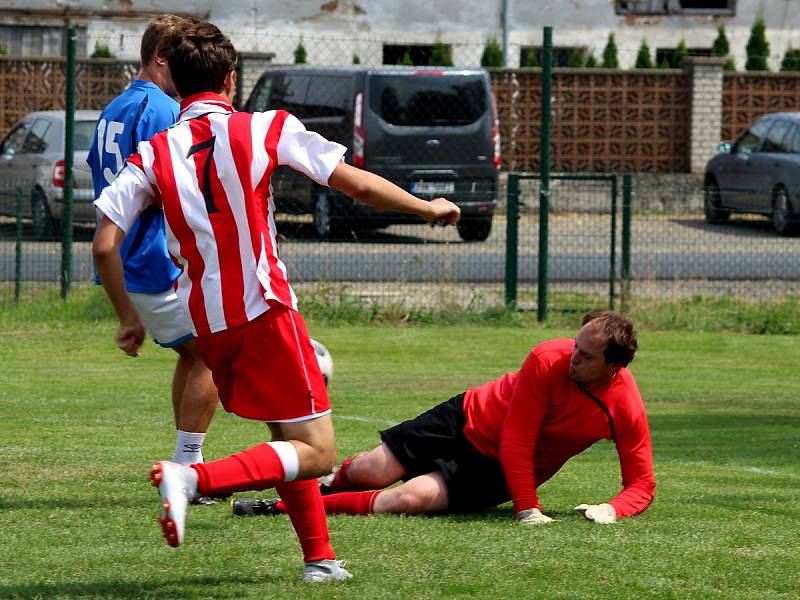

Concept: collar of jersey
[[179, 93, 234, 121]]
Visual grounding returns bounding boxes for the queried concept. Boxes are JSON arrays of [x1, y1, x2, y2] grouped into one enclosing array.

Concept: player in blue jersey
[[88, 15, 219, 499]]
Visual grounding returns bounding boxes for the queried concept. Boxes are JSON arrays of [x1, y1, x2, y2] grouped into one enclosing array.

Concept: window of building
[[616, 1, 734, 14], [0, 25, 88, 57], [655, 46, 711, 67], [383, 44, 435, 66]]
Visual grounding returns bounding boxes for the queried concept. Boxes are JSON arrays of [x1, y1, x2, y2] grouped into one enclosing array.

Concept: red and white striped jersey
[[95, 93, 346, 336]]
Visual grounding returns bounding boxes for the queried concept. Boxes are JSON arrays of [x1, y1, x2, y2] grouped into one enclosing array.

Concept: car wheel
[[772, 187, 798, 236], [457, 215, 493, 242], [703, 180, 730, 225], [31, 189, 56, 240], [313, 192, 332, 239]]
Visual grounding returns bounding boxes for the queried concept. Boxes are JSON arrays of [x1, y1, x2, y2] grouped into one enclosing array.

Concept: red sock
[[192, 443, 284, 497], [321, 491, 381, 515], [328, 455, 359, 493], [276, 480, 335, 562]]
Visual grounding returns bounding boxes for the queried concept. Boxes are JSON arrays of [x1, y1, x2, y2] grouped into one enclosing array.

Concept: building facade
[[1, 1, 798, 71]]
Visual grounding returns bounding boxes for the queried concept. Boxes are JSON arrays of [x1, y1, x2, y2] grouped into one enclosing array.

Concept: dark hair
[[168, 21, 237, 98], [140, 14, 187, 66], [581, 310, 638, 366]]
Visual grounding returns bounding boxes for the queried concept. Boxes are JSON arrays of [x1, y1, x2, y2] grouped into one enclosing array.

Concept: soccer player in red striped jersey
[[234, 310, 655, 526], [92, 21, 460, 583]]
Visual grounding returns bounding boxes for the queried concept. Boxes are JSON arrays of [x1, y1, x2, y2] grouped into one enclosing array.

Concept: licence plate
[[411, 181, 455, 195]]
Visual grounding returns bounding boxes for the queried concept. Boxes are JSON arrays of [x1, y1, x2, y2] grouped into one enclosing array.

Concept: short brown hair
[[140, 14, 188, 66], [167, 21, 237, 98], [581, 310, 638, 366]]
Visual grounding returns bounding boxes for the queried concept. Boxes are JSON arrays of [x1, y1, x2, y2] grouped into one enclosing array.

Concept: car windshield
[[74, 120, 97, 151], [368, 74, 487, 126]]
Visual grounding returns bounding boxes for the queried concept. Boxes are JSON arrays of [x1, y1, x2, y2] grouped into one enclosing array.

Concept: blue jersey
[[88, 80, 181, 293]]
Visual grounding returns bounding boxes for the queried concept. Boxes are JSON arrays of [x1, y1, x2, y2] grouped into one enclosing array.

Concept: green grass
[[1, 320, 799, 598], [4, 285, 800, 334]]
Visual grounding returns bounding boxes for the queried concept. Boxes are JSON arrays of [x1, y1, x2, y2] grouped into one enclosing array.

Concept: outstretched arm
[[328, 162, 461, 225], [575, 411, 656, 524]]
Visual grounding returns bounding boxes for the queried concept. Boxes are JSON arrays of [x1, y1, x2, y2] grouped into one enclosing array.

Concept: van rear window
[[368, 75, 487, 126]]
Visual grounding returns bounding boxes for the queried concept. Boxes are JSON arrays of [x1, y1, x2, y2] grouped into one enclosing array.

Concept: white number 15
[[96, 118, 125, 184]]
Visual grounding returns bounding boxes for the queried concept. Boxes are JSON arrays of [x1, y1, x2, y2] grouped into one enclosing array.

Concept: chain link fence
[[1, 29, 799, 311]]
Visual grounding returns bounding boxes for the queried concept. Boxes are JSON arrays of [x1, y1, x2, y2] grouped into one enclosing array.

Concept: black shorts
[[379, 393, 510, 513]]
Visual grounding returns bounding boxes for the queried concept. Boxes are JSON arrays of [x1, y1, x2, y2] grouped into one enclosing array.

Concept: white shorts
[[129, 289, 194, 348]]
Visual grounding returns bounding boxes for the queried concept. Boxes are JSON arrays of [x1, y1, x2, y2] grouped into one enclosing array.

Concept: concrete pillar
[[685, 56, 726, 174], [234, 51, 276, 109]]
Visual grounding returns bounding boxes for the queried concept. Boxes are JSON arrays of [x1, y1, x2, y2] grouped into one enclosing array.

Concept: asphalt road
[[2, 213, 799, 284]]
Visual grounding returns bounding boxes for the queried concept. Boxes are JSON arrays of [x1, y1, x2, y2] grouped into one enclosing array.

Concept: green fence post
[[505, 174, 519, 309], [621, 175, 633, 312], [609, 176, 618, 309], [15, 187, 23, 303], [537, 25, 553, 322], [61, 25, 76, 300]]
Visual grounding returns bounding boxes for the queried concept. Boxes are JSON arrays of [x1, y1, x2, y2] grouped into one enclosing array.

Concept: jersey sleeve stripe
[[151, 128, 212, 336]]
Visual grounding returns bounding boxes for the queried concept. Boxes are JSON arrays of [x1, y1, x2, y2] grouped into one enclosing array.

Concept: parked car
[[0, 110, 100, 239], [704, 112, 800, 235], [244, 66, 500, 241]]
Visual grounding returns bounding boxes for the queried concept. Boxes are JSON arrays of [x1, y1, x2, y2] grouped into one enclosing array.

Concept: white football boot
[[149, 461, 198, 547], [303, 559, 353, 583]]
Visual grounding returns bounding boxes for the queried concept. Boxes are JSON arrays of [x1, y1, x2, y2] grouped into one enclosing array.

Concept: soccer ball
[[310, 339, 334, 385]]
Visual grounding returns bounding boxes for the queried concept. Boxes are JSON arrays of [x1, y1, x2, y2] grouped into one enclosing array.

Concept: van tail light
[[490, 92, 501, 170], [53, 160, 65, 187], [353, 91, 366, 168]]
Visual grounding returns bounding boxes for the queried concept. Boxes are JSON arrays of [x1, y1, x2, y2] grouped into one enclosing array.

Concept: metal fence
[[1, 27, 799, 313]]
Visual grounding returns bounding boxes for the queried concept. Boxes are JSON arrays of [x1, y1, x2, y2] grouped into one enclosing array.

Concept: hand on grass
[[516, 508, 554, 525], [574, 503, 617, 524]]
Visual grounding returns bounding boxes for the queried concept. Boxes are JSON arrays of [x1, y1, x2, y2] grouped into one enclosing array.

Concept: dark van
[[243, 66, 500, 241]]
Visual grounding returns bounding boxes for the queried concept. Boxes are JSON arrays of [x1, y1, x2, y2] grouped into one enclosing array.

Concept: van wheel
[[31, 189, 56, 240], [703, 180, 730, 224], [772, 187, 798, 236], [457, 216, 493, 242], [313, 192, 332, 239]]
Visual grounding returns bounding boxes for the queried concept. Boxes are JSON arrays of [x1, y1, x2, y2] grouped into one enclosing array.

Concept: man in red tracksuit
[[233, 310, 655, 525]]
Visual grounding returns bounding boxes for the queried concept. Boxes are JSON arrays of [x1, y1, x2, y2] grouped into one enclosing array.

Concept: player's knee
[[315, 445, 337, 476], [345, 453, 373, 484], [391, 489, 433, 514]]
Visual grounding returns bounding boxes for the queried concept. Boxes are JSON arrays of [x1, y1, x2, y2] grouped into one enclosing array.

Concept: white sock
[[173, 430, 206, 465], [268, 441, 300, 481]]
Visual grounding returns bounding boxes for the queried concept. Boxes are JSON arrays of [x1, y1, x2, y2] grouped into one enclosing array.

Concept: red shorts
[[196, 304, 330, 422]]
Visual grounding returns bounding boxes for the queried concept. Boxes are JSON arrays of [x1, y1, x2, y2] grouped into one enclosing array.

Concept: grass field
[[1, 320, 798, 599]]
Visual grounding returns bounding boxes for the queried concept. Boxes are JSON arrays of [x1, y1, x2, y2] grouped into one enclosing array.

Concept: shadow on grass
[[0, 574, 272, 599]]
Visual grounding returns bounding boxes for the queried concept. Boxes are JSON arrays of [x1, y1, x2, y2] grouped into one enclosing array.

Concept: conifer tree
[[429, 42, 453, 66], [293, 39, 307, 64], [780, 47, 800, 72], [671, 39, 688, 68], [635, 39, 653, 69], [601, 32, 619, 68], [481, 37, 504, 67], [745, 17, 770, 71], [567, 47, 584, 67]]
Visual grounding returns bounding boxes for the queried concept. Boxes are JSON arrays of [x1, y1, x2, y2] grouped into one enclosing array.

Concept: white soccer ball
[[310, 339, 334, 385]]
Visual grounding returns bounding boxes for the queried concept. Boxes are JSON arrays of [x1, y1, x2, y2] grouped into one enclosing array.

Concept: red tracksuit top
[[462, 338, 655, 518]]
